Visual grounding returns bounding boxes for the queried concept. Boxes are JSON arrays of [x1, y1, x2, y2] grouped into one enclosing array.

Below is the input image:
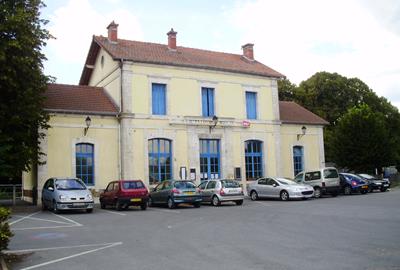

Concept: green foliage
[[0, 0, 52, 177], [277, 78, 297, 101], [0, 207, 13, 252], [331, 105, 395, 172]]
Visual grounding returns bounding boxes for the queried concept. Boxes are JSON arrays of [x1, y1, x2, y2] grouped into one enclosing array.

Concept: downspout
[[118, 59, 124, 179]]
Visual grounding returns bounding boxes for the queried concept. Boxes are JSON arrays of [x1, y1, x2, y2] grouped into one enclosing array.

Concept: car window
[[324, 169, 338, 179], [258, 178, 267, 185], [164, 181, 172, 190], [44, 179, 53, 189], [55, 179, 86, 190], [198, 181, 208, 189], [266, 178, 278, 186], [206, 181, 216, 189], [305, 171, 321, 181], [105, 182, 114, 192], [122, 181, 144, 189], [174, 181, 196, 189], [155, 182, 165, 191], [221, 180, 240, 188], [113, 182, 119, 191], [294, 173, 303, 182]]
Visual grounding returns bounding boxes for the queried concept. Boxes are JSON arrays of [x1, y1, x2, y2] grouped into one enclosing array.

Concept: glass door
[[200, 139, 220, 181]]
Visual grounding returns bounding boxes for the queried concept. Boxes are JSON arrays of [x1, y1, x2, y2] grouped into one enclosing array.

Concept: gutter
[[118, 59, 124, 180]]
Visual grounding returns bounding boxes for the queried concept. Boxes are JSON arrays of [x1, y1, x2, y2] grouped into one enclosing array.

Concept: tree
[[277, 78, 297, 101], [0, 0, 51, 178], [331, 105, 395, 173]]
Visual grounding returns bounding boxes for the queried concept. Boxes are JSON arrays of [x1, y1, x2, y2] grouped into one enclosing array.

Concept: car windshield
[[344, 174, 363, 181], [358, 174, 376, 180], [221, 180, 240, 188], [122, 181, 145, 189], [174, 181, 196, 189], [55, 179, 86, 190], [276, 178, 297, 185], [324, 169, 338, 178]]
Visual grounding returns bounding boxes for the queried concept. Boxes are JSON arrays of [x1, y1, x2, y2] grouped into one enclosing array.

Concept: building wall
[[36, 114, 119, 202]]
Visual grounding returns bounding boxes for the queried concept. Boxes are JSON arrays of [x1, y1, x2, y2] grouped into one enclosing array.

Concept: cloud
[[44, 0, 143, 83], [227, 0, 400, 108]]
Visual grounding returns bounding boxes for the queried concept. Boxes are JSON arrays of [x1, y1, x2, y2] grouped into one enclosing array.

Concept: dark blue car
[[339, 173, 369, 195]]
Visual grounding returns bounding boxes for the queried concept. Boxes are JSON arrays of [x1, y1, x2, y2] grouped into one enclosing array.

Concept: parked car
[[198, 179, 244, 206], [148, 180, 202, 209], [100, 180, 148, 211], [339, 173, 369, 195], [41, 177, 94, 213], [358, 174, 390, 192], [294, 167, 341, 198], [247, 177, 314, 201]]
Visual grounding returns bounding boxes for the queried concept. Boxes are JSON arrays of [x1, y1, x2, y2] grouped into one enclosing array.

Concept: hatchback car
[[358, 174, 390, 192], [339, 173, 369, 195], [148, 180, 202, 209], [41, 177, 94, 213], [198, 179, 244, 206], [247, 177, 314, 201], [100, 180, 148, 211]]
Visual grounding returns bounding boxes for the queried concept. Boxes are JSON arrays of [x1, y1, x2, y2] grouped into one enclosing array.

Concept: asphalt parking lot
[[6, 189, 400, 270]]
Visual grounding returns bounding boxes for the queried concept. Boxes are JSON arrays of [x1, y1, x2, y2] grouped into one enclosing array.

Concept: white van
[[294, 167, 341, 198]]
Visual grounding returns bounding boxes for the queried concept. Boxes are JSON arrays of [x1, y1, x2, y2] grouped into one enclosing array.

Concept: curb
[[0, 256, 8, 270]]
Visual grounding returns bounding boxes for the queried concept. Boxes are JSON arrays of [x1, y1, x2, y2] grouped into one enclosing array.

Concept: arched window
[[293, 146, 304, 176], [148, 139, 172, 184], [245, 140, 263, 180], [76, 143, 94, 185]]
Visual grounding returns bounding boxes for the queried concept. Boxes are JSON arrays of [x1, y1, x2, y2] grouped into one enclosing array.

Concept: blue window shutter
[[246, 92, 257, 119], [202, 88, 215, 117], [152, 83, 166, 115]]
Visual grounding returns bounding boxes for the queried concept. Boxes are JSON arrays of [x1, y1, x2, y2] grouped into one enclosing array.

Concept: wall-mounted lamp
[[84, 116, 91, 136], [297, 126, 307, 141], [209, 115, 219, 133]]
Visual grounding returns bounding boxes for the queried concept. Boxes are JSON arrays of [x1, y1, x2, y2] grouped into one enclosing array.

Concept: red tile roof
[[80, 36, 284, 85], [279, 101, 329, 125], [44, 84, 118, 115]]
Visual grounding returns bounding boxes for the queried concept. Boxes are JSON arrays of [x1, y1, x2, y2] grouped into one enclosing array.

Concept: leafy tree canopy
[[0, 0, 51, 178]]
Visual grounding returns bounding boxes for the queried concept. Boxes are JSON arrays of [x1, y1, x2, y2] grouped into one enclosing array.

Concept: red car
[[100, 180, 148, 211]]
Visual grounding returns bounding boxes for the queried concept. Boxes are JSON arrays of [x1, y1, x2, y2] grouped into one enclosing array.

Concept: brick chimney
[[107, 21, 119, 42], [167, 28, 177, 50], [242, 43, 254, 61]]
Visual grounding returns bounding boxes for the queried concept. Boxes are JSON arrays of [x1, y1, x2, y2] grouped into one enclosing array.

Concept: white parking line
[[12, 225, 79, 231], [12, 215, 71, 225], [10, 212, 40, 225], [96, 209, 127, 216], [4, 242, 122, 254], [19, 242, 123, 270], [51, 213, 83, 226]]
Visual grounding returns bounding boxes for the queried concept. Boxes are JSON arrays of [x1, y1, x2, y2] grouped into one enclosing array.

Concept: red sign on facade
[[242, 120, 251, 128]]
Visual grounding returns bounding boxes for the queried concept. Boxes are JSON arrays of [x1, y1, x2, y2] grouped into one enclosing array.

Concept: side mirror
[[153, 187, 157, 192], [48, 186, 54, 191], [272, 184, 277, 187]]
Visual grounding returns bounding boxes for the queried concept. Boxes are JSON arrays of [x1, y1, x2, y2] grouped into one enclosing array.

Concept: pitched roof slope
[[80, 36, 284, 85], [279, 101, 329, 125], [44, 83, 118, 115]]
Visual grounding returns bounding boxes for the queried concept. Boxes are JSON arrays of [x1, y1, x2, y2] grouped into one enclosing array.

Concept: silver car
[[41, 178, 94, 213], [247, 177, 314, 201], [198, 179, 244, 206]]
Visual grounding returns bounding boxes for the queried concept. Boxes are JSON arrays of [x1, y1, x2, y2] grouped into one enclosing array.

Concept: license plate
[[362, 185, 368, 189], [383, 184, 389, 187], [185, 192, 195, 195], [131, 198, 141, 202], [73, 203, 85, 207]]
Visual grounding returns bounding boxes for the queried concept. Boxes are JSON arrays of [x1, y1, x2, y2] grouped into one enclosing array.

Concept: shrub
[[0, 207, 13, 252]]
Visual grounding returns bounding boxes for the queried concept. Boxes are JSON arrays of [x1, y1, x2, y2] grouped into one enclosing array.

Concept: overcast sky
[[41, 0, 400, 109]]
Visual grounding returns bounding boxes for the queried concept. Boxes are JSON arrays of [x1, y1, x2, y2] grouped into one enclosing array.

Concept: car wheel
[[53, 201, 59, 214], [361, 190, 368, 194], [211, 195, 220, 206], [344, 185, 352, 195], [100, 202, 106, 209], [193, 202, 201, 208], [235, 200, 243, 205], [331, 191, 338, 197], [250, 191, 258, 201], [381, 188, 387, 192], [148, 197, 153, 207], [314, 187, 321, 198], [86, 209, 93, 213], [140, 203, 147, 210], [167, 197, 175, 209], [280, 190, 289, 201], [115, 200, 122, 211]]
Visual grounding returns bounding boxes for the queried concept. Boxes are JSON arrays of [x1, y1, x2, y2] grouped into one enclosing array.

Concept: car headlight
[[86, 194, 93, 200], [59, 195, 68, 201]]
